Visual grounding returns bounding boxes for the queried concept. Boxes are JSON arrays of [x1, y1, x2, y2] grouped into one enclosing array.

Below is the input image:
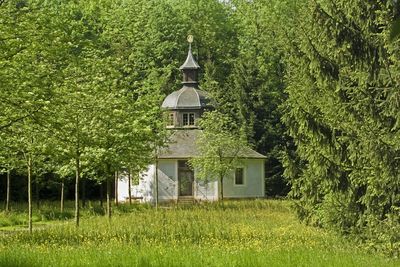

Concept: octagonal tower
[[161, 44, 214, 129]]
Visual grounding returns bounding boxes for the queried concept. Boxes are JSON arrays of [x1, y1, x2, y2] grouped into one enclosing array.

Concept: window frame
[[182, 112, 195, 126], [189, 113, 195, 125], [234, 167, 245, 186], [167, 113, 175, 127]]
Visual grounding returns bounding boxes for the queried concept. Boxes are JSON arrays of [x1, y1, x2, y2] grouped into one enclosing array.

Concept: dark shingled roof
[[161, 86, 214, 109], [158, 130, 266, 159], [179, 48, 200, 70]]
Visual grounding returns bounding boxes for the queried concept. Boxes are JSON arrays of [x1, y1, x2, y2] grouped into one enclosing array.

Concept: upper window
[[183, 113, 195, 126], [234, 168, 244, 185], [167, 113, 174, 126], [189, 113, 195, 125]]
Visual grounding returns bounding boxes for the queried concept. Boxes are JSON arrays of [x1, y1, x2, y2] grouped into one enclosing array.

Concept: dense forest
[[0, 0, 399, 255]]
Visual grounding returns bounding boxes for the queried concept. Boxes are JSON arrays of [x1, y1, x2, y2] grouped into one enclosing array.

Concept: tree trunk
[[155, 159, 159, 210], [81, 177, 86, 208], [5, 169, 10, 212], [218, 156, 224, 206], [114, 171, 118, 206], [220, 173, 224, 205], [99, 182, 103, 207], [128, 169, 132, 205], [75, 156, 80, 227], [60, 179, 64, 213], [106, 175, 112, 221], [35, 175, 40, 210], [27, 155, 32, 234]]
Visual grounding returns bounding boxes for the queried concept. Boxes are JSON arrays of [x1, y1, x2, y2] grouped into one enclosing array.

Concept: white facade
[[117, 159, 264, 203]]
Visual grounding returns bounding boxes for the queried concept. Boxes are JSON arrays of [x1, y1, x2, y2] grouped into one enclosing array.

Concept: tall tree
[[0, 0, 60, 232], [189, 111, 247, 202], [281, 0, 400, 254], [39, 0, 107, 227], [86, 77, 163, 219], [0, 132, 19, 212], [228, 0, 290, 196], [10, 120, 50, 233]]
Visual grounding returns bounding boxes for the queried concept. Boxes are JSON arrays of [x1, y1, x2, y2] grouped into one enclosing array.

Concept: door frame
[[177, 160, 194, 196]]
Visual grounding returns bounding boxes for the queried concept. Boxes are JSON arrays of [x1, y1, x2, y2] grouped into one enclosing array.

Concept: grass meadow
[[0, 200, 398, 267]]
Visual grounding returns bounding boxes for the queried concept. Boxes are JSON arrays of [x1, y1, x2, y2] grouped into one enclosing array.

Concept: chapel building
[[118, 41, 266, 202]]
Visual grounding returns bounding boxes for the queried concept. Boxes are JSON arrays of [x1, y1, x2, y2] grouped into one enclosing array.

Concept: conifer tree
[[281, 0, 400, 253], [227, 0, 290, 196]]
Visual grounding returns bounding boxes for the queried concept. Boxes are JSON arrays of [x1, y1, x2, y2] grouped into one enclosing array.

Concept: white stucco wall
[[118, 159, 265, 202], [117, 161, 178, 203], [222, 159, 265, 198], [157, 160, 178, 201], [194, 179, 218, 201], [117, 165, 155, 203]]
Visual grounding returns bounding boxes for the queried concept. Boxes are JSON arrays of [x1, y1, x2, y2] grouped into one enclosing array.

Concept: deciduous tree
[[189, 111, 247, 201]]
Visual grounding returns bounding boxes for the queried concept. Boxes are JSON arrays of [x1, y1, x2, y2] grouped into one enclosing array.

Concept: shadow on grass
[[0, 256, 38, 267]]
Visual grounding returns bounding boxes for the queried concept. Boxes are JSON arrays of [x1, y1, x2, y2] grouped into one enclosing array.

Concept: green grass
[[0, 200, 398, 267], [0, 200, 149, 227]]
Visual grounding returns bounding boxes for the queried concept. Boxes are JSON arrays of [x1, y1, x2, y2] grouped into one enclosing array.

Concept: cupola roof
[[161, 86, 213, 110], [162, 36, 215, 110]]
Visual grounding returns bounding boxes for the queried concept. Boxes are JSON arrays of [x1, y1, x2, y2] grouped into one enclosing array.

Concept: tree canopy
[[1, 0, 398, 255], [189, 111, 247, 201], [280, 0, 400, 256]]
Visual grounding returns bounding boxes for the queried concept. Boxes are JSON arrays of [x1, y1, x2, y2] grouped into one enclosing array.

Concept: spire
[[179, 45, 200, 70], [180, 35, 200, 85]]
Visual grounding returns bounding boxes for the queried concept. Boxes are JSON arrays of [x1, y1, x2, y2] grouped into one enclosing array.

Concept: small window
[[189, 113, 195, 125], [182, 113, 195, 126], [183, 113, 189, 126], [234, 168, 244, 185], [168, 113, 174, 126]]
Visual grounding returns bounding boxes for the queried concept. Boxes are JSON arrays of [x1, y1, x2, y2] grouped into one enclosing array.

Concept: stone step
[[177, 196, 195, 205]]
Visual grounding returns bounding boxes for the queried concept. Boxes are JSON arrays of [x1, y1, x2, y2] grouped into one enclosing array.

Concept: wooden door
[[178, 161, 193, 196]]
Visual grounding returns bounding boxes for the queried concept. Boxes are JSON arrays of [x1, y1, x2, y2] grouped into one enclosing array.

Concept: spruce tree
[[281, 0, 400, 254]]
